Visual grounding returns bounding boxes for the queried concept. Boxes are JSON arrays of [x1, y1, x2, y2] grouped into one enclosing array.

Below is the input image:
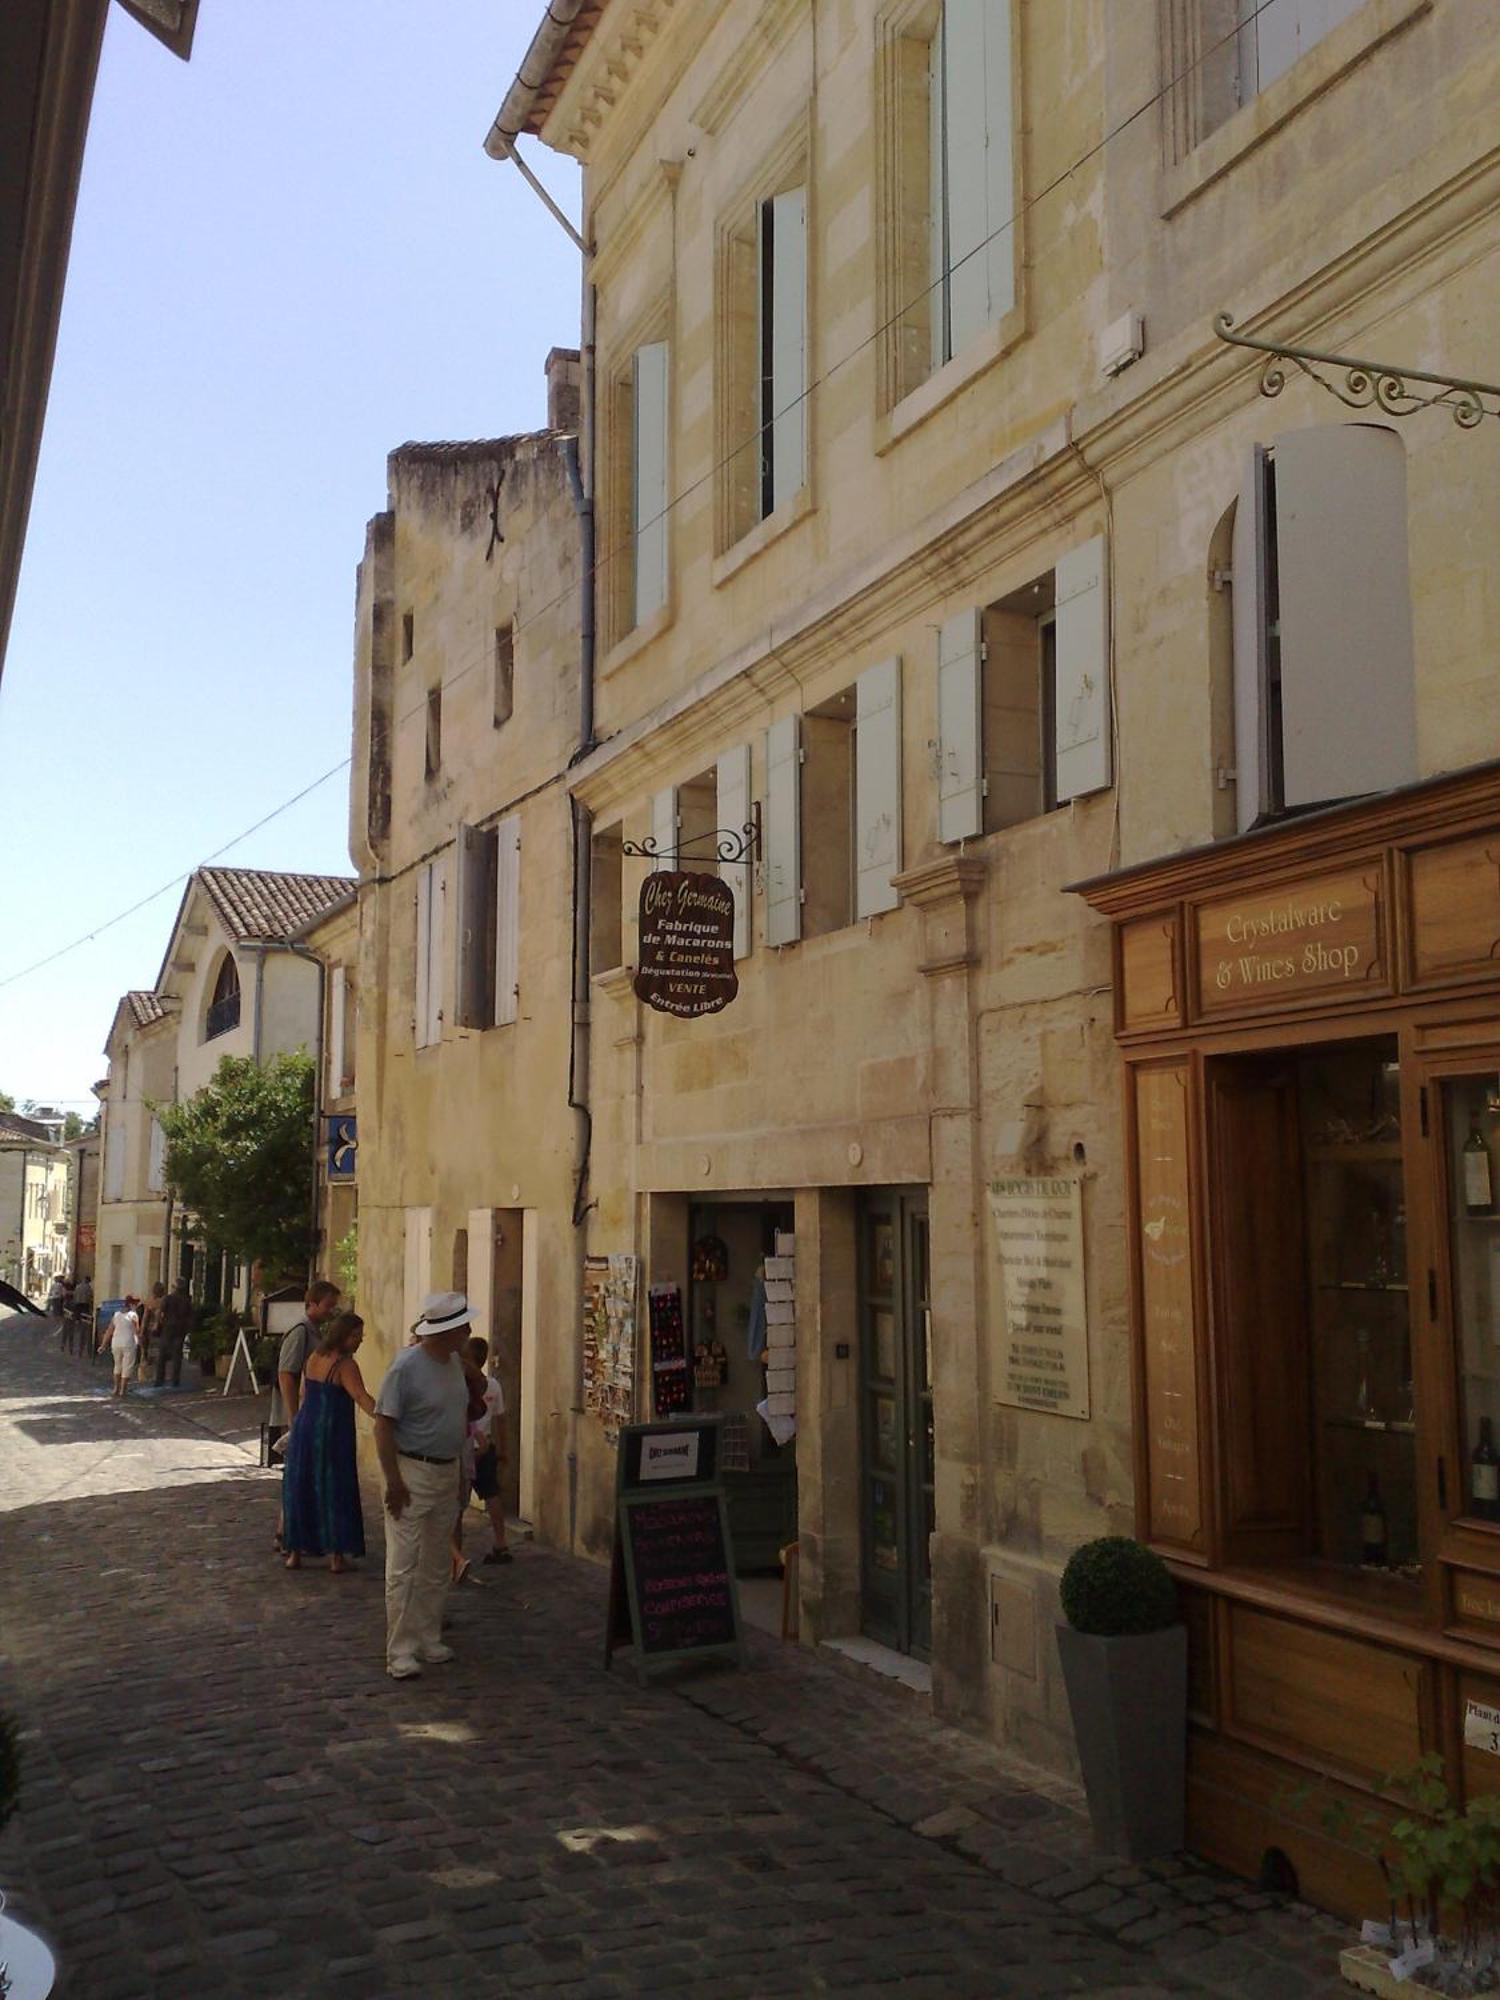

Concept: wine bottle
[[1465, 1118, 1495, 1217], [1473, 1417, 1500, 1522], [1360, 1472, 1388, 1566]]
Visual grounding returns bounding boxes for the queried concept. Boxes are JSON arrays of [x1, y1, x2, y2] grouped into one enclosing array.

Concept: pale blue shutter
[[651, 787, 677, 873], [632, 341, 669, 625], [414, 864, 432, 1047], [493, 815, 520, 1025], [937, 609, 984, 842], [764, 715, 802, 947], [856, 659, 903, 918], [717, 745, 753, 959], [1053, 535, 1112, 803], [769, 188, 807, 508], [1231, 445, 1271, 831], [942, 0, 990, 354]]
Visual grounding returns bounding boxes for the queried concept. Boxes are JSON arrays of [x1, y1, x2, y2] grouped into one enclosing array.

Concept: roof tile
[[197, 867, 356, 944]]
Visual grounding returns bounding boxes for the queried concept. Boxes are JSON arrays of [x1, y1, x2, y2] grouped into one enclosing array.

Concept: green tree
[[62, 1112, 83, 1141], [155, 1052, 316, 1282], [0, 1090, 13, 1113]]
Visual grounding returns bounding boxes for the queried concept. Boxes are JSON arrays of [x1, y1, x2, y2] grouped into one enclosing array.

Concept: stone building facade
[[484, 0, 1500, 1784], [0, 1113, 73, 1300]]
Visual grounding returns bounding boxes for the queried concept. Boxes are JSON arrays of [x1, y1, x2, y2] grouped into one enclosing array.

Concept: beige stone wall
[[95, 1011, 174, 1303]]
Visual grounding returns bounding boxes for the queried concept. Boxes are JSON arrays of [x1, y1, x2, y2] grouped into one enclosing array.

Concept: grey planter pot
[[1056, 1622, 1187, 1862]]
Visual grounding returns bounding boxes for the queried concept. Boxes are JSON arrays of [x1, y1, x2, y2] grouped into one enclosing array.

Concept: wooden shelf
[[1317, 1281, 1408, 1295], [1323, 1416, 1415, 1436], [1306, 1142, 1405, 1164]]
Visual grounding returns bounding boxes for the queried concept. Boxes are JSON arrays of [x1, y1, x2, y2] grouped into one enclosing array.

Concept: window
[[425, 684, 442, 780], [493, 623, 515, 728], [1229, 426, 1415, 832], [453, 819, 520, 1029], [609, 339, 670, 641], [757, 189, 808, 521], [414, 859, 445, 1047], [929, 0, 1015, 368], [205, 954, 241, 1040], [590, 824, 624, 974], [1184, 0, 1367, 145], [402, 609, 415, 662], [147, 1117, 165, 1194], [104, 1116, 125, 1203], [937, 535, 1111, 842]]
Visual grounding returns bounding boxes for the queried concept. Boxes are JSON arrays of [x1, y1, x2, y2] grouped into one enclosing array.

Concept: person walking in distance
[[272, 1278, 340, 1550], [375, 1292, 474, 1680], [99, 1296, 141, 1397], [71, 1272, 92, 1355], [139, 1281, 166, 1376], [154, 1278, 195, 1387]]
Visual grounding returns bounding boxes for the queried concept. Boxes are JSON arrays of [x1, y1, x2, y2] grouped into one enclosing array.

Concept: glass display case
[[1443, 1076, 1500, 1525]]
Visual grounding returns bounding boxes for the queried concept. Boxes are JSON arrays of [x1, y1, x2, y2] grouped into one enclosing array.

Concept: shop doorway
[[858, 1190, 932, 1657], [687, 1200, 797, 1573], [466, 1207, 526, 1519]]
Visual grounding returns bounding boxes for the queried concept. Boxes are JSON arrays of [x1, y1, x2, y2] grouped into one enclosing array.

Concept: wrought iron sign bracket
[[621, 806, 761, 869], [1215, 311, 1500, 429]]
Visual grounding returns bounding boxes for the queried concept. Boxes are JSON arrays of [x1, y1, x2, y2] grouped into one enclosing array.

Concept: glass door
[[858, 1192, 932, 1657], [1437, 1069, 1500, 1529]]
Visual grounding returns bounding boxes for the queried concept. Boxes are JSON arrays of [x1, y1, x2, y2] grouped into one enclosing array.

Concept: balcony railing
[[205, 993, 241, 1040]]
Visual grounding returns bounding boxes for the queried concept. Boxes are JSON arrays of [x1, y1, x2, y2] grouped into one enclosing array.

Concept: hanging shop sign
[[989, 1175, 1090, 1421], [326, 1114, 357, 1181], [634, 871, 738, 1019]]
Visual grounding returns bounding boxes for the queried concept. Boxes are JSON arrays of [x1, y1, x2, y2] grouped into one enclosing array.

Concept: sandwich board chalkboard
[[605, 1416, 745, 1683]]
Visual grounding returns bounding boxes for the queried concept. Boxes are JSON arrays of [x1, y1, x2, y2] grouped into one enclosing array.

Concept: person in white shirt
[[99, 1298, 141, 1399], [451, 1335, 511, 1583]]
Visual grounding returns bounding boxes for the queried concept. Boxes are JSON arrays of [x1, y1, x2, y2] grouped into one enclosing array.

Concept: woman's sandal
[[283, 1552, 301, 1570]]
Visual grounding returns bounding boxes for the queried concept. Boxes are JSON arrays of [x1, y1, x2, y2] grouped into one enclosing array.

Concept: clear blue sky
[[0, 1, 579, 1113]]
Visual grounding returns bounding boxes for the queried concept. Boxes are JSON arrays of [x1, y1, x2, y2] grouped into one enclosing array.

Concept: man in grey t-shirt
[[375, 1291, 475, 1679], [273, 1279, 341, 1427]]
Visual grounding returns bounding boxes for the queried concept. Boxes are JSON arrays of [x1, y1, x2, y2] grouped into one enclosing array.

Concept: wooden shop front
[[1075, 762, 1500, 1917]]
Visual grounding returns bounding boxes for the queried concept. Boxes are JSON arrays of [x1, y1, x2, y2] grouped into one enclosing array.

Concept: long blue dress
[[283, 1365, 365, 1557]]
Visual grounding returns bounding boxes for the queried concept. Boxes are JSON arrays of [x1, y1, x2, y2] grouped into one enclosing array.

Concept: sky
[[0, 1, 580, 1114]]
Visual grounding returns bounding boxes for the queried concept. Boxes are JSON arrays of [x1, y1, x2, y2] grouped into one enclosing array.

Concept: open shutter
[[414, 864, 433, 1046], [941, 0, 993, 353], [717, 744, 753, 959], [632, 341, 669, 625], [981, 0, 1015, 321], [453, 824, 494, 1029], [329, 964, 347, 1095], [764, 713, 802, 947], [937, 608, 984, 842], [1231, 445, 1272, 832], [427, 860, 447, 1045], [856, 658, 903, 917], [651, 786, 677, 873], [494, 814, 521, 1026], [1053, 534, 1112, 802], [769, 187, 807, 509], [147, 1117, 165, 1194], [1274, 424, 1416, 813]]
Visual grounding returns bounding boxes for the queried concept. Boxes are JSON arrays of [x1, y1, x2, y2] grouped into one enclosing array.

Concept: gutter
[[483, 0, 589, 159]]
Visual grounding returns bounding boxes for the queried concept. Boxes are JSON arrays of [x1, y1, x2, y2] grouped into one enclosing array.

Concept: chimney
[[545, 347, 582, 432]]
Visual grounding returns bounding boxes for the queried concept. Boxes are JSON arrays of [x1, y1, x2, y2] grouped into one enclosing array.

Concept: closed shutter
[[764, 713, 802, 947], [328, 964, 347, 1096], [632, 341, 669, 625], [1231, 444, 1272, 831], [937, 608, 984, 842], [414, 864, 433, 1047], [980, 0, 1015, 321], [1274, 424, 1416, 813], [717, 745, 753, 959], [769, 187, 807, 509], [453, 824, 495, 1029], [652, 787, 677, 873], [147, 1117, 165, 1195], [494, 814, 521, 1027], [941, 0, 991, 354], [104, 1117, 124, 1202], [467, 1208, 496, 1330], [856, 658, 903, 917], [1053, 534, 1112, 802], [428, 859, 447, 1045]]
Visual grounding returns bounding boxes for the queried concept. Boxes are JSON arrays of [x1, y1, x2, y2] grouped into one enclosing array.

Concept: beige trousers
[[384, 1454, 460, 1666]]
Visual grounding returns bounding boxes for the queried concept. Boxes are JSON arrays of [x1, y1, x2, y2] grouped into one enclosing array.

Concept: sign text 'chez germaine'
[[634, 871, 738, 1019]]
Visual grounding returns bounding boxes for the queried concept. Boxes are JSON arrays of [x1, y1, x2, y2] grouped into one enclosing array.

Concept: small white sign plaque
[[1464, 1698, 1500, 1756]]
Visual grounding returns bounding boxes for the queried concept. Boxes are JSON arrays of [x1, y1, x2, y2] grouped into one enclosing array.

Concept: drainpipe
[[283, 942, 328, 1288]]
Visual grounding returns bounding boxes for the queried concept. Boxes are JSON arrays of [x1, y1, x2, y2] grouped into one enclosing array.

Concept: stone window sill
[[874, 300, 1026, 456], [601, 601, 673, 680], [712, 484, 814, 589]]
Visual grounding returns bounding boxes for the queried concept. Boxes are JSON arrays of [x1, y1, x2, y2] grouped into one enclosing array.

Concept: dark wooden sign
[[606, 1418, 745, 1681], [634, 871, 738, 1018]]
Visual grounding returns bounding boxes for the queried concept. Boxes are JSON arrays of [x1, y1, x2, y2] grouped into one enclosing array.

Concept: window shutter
[[1053, 534, 1112, 802], [467, 1207, 495, 1329], [147, 1117, 165, 1195], [941, 0, 991, 354], [929, 21, 948, 369], [493, 814, 521, 1027], [1275, 424, 1417, 813], [453, 824, 495, 1029], [414, 864, 433, 1047], [656, 784, 680, 872], [427, 860, 447, 1046], [632, 341, 669, 625], [937, 608, 984, 842], [980, 0, 1015, 322], [717, 745, 753, 959], [764, 713, 803, 946], [1231, 444, 1272, 832], [856, 658, 903, 918], [769, 187, 807, 509], [329, 964, 347, 1095]]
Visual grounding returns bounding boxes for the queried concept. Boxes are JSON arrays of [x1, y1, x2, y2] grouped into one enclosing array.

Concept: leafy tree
[[62, 1112, 83, 1141], [0, 1090, 13, 1113], [154, 1052, 316, 1282]]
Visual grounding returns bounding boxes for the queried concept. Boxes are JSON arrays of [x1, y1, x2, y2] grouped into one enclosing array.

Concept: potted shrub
[[1056, 1535, 1185, 1861]]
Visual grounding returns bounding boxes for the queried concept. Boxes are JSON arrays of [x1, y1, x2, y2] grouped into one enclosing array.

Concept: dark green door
[[859, 1192, 933, 1658]]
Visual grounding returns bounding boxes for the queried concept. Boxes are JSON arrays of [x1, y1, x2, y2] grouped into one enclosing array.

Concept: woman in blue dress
[[283, 1310, 374, 1572]]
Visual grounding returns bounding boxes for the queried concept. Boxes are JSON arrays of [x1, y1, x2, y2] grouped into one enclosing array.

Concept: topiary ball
[[1060, 1536, 1178, 1637]]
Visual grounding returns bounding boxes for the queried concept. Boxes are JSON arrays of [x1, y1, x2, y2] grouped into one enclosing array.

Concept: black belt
[[398, 1451, 456, 1465]]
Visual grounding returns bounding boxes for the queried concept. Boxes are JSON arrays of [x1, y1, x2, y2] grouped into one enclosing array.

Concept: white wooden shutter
[[494, 814, 521, 1027], [104, 1115, 124, 1202], [453, 824, 493, 1029], [937, 609, 984, 842], [1231, 445, 1272, 832], [414, 864, 433, 1047], [769, 187, 807, 509], [929, 21, 948, 369], [856, 658, 903, 918], [764, 713, 803, 947], [981, 0, 1015, 322], [1275, 424, 1416, 812], [942, 0, 991, 354], [1053, 534, 1112, 802], [328, 964, 347, 1095], [717, 744, 753, 959], [467, 1207, 496, 1330], [428, 859, 447, 1045], [147, 1117, 166, 1194], [632, 341, 669, 625], [651, 787, 677, 873]]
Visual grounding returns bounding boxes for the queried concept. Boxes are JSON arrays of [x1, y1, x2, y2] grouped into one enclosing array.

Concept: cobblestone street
[[0, 1318, 1351, 1998]]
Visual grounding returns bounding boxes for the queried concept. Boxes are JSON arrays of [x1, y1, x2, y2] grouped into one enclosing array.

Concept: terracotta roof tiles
[[197, 867, 356, 945]]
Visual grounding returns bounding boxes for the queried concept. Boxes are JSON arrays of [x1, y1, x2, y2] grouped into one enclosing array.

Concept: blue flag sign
[[326, 1115, 357, 1181]]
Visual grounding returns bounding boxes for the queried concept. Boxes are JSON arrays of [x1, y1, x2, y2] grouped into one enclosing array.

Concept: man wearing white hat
[[374, 1290, 476, 1679]]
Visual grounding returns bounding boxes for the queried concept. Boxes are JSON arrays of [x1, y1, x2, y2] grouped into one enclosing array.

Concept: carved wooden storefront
[[1076, 762, 1500, 1918]]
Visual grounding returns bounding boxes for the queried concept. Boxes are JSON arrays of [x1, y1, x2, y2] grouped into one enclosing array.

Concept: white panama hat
[[414, 1290, 478, 1337]]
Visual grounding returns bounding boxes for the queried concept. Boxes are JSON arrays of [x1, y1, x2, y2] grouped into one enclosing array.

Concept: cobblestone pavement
[[0, 1317, 1351, 1998]]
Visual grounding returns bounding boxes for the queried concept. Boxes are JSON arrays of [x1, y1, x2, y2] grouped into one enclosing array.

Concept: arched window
[[205, 954, 241, 1040]]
